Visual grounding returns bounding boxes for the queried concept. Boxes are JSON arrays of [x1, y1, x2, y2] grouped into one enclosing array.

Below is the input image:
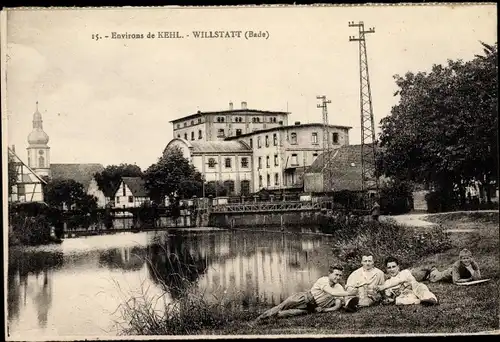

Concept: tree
[[43, 179, 98, 211], [144, 146, 203, 204], [377, 41, 498, 207], [94, 163, 143, 197]]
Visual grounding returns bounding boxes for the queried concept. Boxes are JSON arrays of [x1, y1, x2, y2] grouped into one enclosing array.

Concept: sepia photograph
[[1, 4, 498, 339]]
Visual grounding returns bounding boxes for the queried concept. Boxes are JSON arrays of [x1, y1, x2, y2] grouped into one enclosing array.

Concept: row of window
[[248, 132, 340, 148], [257, 155, 280, 168], [249, 133, 279, 148], [205, 179, 251, 196], [207, 157, 249, 169], [176, 118, 203, 129], [258, 173, 280, 188], [216, 116, 280, 123], [177, 130, 204, 140]]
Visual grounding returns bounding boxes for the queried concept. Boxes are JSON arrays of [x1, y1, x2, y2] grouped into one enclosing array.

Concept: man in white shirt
[[377, 256, 438, 306], [253, 265, 359, 323], [345, 253, 385, 307]]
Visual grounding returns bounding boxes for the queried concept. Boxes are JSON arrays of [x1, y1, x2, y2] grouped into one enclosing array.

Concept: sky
[[3, 4, 497, 170]]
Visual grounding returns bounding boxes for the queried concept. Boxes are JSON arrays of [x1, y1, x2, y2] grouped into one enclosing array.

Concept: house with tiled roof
[[304, 144, 382, 193], [50, 163, 108, 208], [113, 177, 149, 208], [8, 147, 46, 203]]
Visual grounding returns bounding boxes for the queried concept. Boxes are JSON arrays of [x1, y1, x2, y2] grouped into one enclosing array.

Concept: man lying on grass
[[345, 253, 385, 307], [253, 265, 359, 324], [377, 257, 438, 306], [425, 248, 482, 284]]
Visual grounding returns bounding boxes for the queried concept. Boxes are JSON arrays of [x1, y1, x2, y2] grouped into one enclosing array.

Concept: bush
[[425, 189, 460, 213], [9, 212, 52, 245], [331, 221, 452, 274], [379, 180, 413, 215]]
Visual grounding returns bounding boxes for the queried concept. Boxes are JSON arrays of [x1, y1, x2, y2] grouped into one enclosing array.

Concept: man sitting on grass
[[253, 265, 359, 324], [345, 253, 385, 307], [377, 257, 438, 306], [426, 248, 482, 284]]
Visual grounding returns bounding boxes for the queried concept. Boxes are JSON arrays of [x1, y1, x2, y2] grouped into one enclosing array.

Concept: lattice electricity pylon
[[317, 95, 332, 192], [349, 21, 380, 202]]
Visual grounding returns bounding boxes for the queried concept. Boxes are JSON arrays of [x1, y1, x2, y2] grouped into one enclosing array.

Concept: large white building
[[164, 102, 351, 195]]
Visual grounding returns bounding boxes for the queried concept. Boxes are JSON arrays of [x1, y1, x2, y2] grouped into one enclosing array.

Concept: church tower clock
[[27, 102, 51, 178]]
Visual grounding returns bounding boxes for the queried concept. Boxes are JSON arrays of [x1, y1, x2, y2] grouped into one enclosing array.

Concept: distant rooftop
[[225, 123, 352, 140], [170, 102, 290, 123]]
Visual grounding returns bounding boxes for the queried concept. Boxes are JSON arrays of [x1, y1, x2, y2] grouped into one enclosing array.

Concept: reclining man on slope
[[377, 256, 438, 306], [253, 265, 360, 324]]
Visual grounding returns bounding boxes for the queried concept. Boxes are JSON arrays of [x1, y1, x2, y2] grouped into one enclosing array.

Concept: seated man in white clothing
[[377, 257, 438, 306], [345, 253, 385, 307], [254, 265, 359, 323]]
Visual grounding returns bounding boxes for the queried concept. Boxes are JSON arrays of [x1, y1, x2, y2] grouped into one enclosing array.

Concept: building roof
[[50, 163, 105, 190], [306, 144, 377, 192], [170, 109, 290, 123], [189, 140, 252, 153], [225, 123, 352, 140], [121, 177, 148, 197]]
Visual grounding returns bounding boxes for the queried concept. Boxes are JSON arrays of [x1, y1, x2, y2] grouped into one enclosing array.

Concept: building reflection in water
[[144, 231, 327, 309]]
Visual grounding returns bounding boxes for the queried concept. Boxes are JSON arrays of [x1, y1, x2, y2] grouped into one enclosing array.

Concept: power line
[[349, 21, 380, 206]]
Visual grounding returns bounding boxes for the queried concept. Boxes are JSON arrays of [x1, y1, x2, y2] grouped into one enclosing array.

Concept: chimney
[[294, 121, 301, 125], [229, 102, 233, 110], [241, 101, 247, 109]]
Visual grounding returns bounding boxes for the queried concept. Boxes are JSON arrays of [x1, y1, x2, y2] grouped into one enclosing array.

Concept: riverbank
[[209, 211, 499, 335]]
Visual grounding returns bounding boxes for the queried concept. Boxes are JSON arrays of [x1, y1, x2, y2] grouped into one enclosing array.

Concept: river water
[[7, 228, 333, 338]]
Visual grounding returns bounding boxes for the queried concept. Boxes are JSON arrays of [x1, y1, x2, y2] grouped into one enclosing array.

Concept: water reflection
[[7, 229, 331, 337]]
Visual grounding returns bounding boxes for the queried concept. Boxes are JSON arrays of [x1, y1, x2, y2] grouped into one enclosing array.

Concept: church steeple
[[27, 102, 51, 177]]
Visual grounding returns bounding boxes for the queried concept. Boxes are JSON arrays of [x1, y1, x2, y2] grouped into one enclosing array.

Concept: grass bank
[[118, 211, 499, 335]]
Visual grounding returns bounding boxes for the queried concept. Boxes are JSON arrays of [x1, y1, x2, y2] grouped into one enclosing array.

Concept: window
[[291, 153, 298, 166], [259, 175, 263, 188], [208, 158, 216, 168], [257, 137, 262, 148], [258, 157, 262, 169], [241, 157, 249, 168], [122, 184, 126, 196], [267, 174, 271, 187], [332, 132, 339, 144], [217, 129, 225, 137], [128, 196, 133, 203], [249, 138, 253, 148], [177, 134, 180, 138], [312, 153, 318, 161], [184, 133, 188, 140], [225, 158, 232, 168], [274, 173, 279, 186], [241, 180, 250, 195], [184, 122, 187, 127], [116, 196, 120, 203], [191, 131, 195, 140], [223, 180, 235, 195], [273, 133, 277, 146], [236, 129, 242, 136], [176, 124, 180, 129], [252, 117, 260, 123], [274, 154, 279, 166], [216, 116, 225, 123], [18, 184, 26, 196], [198, 130, 202, 139], [39, 156, 45, 168], [234, 117, 242, 123], [191, 120, 194, 126], [265, 135, 269, 147], [290, 132, 297, 145], [198, 118, 202, 123], [312, 132, 318, 144], [266, 156, 270, 168]]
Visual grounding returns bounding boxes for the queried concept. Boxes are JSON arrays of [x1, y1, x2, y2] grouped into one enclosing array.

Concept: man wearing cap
[[253, 265, 359, 323], [426, 248, 482, 284]]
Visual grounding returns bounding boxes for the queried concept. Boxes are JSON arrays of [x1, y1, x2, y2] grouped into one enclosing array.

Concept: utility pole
[[349, 21, 379, 206], [317, 95, 332, 192]]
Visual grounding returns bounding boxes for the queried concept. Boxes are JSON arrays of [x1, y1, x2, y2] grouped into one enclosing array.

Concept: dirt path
[[380, 210, 498, 228]]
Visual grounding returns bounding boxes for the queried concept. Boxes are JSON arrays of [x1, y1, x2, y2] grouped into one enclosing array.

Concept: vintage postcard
[[2, 4, 498, 340]]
